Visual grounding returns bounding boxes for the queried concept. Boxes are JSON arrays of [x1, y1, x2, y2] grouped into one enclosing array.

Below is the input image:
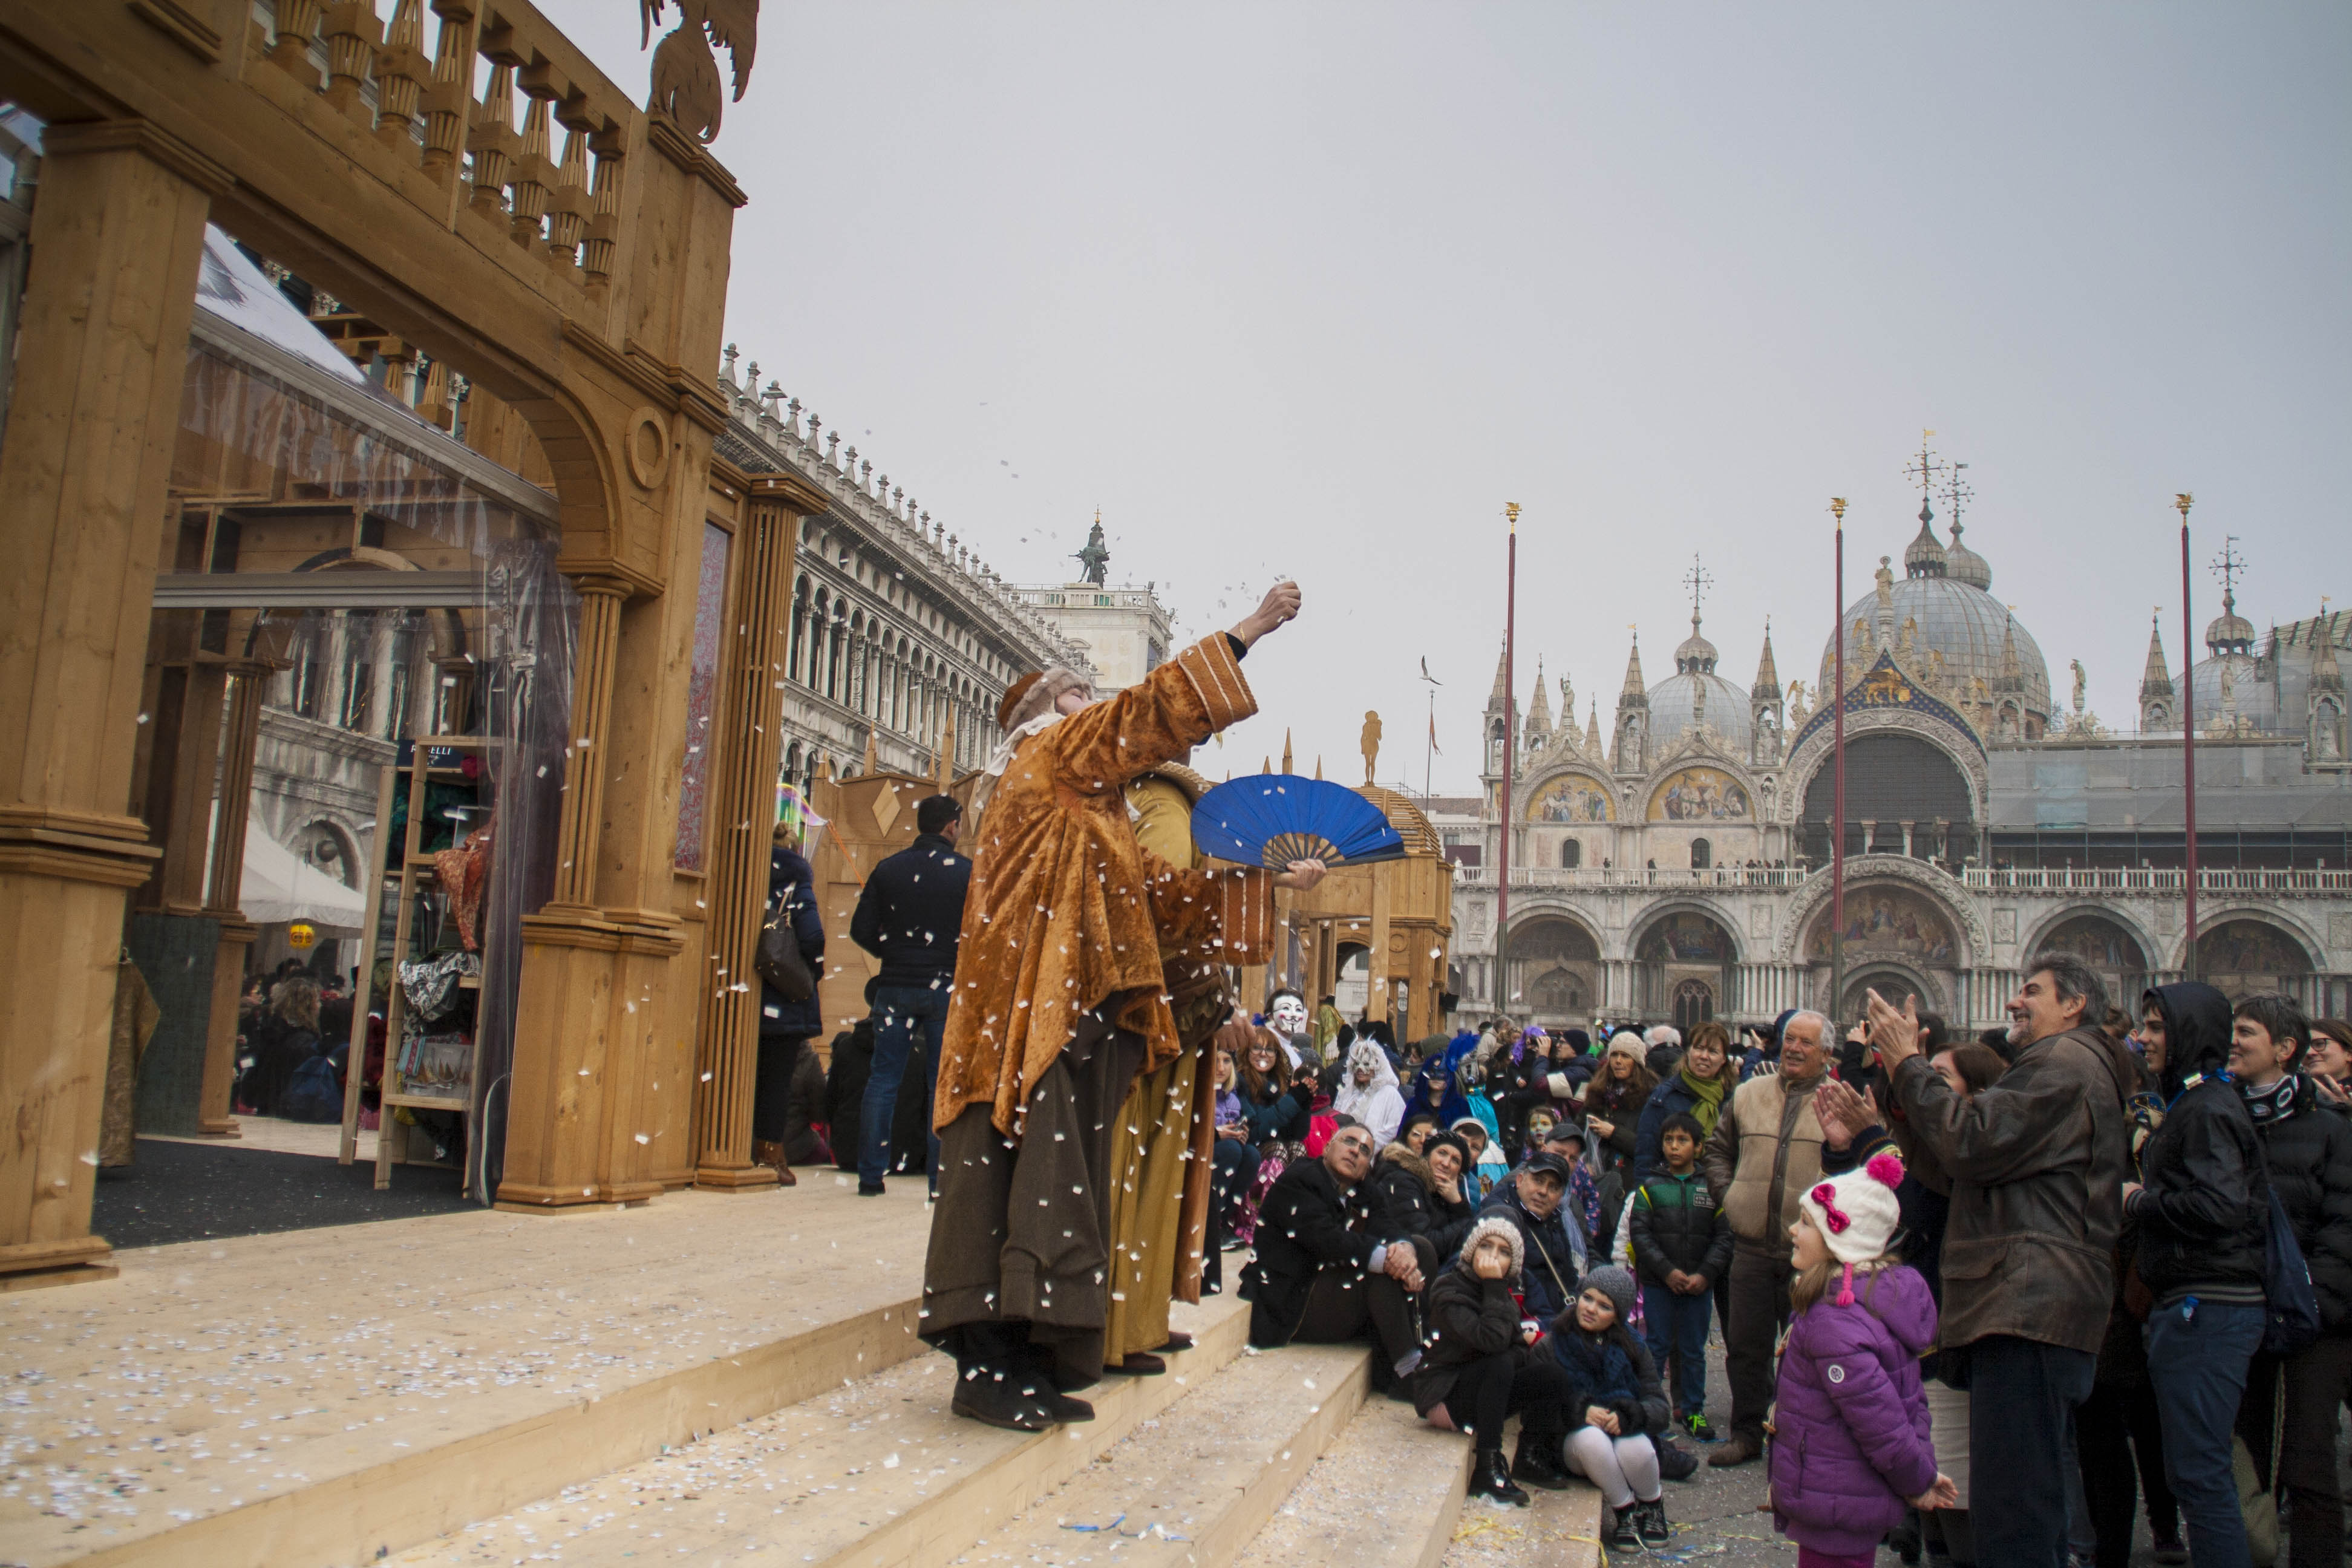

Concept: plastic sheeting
[[171, 256, 576, 1204]]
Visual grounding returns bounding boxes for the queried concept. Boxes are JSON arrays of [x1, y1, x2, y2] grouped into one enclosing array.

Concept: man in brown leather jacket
[[1869, 953, 2132, 1568]]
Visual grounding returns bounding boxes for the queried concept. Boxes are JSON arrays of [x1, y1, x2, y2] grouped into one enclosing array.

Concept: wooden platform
[[0, 1175, 935, 1567], [2, 1174, 1602, 1568]]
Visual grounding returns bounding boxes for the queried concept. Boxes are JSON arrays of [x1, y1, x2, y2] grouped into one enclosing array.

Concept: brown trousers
[[921, 1011, 1146, 1387]]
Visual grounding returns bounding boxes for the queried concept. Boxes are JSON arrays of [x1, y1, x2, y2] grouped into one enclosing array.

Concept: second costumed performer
[[921, 581, 1326, 1431]]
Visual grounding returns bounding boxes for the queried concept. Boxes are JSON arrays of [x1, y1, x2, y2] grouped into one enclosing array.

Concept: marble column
[[0, 122, 220, 1287]]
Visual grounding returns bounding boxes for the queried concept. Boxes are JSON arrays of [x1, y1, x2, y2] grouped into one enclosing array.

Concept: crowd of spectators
[[740, 815, 2352, 1561]]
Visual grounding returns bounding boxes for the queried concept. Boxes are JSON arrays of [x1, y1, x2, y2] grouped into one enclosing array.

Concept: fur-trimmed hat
[[1457, 1215, 1524, 1280], [997, 666, 1091, 731], [1802, 1150, 1907, 1270]]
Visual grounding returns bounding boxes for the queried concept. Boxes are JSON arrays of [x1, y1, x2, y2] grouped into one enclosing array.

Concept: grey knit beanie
[[1578, 1264, 1639, 1324]]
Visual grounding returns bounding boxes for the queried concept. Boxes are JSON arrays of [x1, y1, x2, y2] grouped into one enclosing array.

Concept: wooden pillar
[[1367, 871, 1393, 1024], [0, 122, 220, 1287], [694, 475, 821, 1189], [194, 659, 273, 1137]]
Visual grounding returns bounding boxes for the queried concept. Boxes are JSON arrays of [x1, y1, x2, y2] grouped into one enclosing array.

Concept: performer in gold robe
[[923, 583, 1321, 1432], [1098, 762, 1275, 1373]]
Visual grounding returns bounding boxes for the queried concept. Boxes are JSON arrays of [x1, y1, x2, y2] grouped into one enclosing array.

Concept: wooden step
[[1, 1181, 938, 1568], [1235, 1394, 1472, 1568], [955, 1337, 1374, 1566], [383, 1295, 1254, 1567]]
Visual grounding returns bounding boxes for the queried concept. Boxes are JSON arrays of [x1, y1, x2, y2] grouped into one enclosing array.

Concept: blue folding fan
[[1190, 775, 1409, 869]]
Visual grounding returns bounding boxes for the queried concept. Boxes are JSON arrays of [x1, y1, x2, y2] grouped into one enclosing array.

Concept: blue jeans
[[858, 983, 949, 1189], [1641, 1281, 1712, 1419], [2146, 1297, 2265, 1568]]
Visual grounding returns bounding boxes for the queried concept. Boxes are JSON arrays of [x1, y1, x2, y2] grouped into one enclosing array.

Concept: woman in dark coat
[[2233, 995, 2352, 1568], [1583, 1033, 1657, 1180], [1369, 1129, 1477, 1257], [1229, 1022, 1311, 1245], [751, 830, 825, 1180]]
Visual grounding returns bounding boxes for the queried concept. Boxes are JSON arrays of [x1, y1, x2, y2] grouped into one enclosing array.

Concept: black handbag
[[754, 889, 816, 1004]]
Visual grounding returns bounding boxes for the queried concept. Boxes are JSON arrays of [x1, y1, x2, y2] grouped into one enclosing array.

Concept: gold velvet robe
[[933, 633, 1261, 1138], [1102, 769, 1276, 1357]]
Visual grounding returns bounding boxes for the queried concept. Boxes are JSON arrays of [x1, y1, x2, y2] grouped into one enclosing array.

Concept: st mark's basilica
[[1439, 483, 2352, 1035]]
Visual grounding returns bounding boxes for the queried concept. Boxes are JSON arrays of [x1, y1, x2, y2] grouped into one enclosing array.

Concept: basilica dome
[[1650, 615, 1755, 753], [1820, 511, 2052, 733]]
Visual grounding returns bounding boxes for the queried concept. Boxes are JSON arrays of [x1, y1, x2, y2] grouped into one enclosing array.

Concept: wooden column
[[694, 476, 819, 1189], [0, 122, 220, 1287], [1367, 870, 1394, 1023], [194, 659, 273, 1137], [500, 580, 640, 1209]]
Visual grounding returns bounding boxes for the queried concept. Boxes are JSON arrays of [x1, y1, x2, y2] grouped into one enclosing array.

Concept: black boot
[[1510, 1429, 1572, 1491], [1633, 1496, 1671, 1547], [1468, 1446, 1529, 1508], [1018, 1340, 1096, 1422], [1603, 1502, 1641, 1550], [948, 1361, 1056, 1431]]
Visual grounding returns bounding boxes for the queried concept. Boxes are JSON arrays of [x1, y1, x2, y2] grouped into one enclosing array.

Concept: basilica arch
[[2189, 911, 2321, 999], [1500, 910, 1601, 1024], [1630, 903, 1739, 1030], [2024, 907, 2157, 1011]]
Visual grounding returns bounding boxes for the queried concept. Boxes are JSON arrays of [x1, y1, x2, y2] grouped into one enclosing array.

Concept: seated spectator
[[1371, 1128, 1476, 1256], [822, 1011, 877, 1172], [1542, 1119, 1604, 1243], [1331, 1039, 1405, 1147], [2307, 1018, 2352, 1101], [1240, 1123, 1431, 1394], [1477, 1151, 1590, 1324], [1414, 1217, 1576, 1507], [1628, 1112, 1732, 1440], [1546, 1266, 1673, 1551], [1452, 1116, 1509, 1197], [2125, 982, 2266, 1568], [780, 1042, 830, 1167], [1396, 1111, 1441, 1155], [2232, 995, 2352, 1568], [1521, 1106, 1560, 1165]]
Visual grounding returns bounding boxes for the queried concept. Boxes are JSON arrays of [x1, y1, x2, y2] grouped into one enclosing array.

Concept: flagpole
[[1499, 502, 1520, 1016], [2178, 493, 2198, 981], [1830, 497, 1848, 1022]]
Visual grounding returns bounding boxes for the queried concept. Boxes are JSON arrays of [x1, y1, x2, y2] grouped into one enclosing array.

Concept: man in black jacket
[[2231, 993, 2352, 1568], [2124, 980, 2267, 1568], [1475, 1152, 1590, 1325], [1241, 1124, 1431, 1388], [851, 795, 973, 1195]]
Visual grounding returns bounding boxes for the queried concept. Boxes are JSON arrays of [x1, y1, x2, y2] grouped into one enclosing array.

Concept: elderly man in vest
[[1699, 1007, 1829, 1466], [920, 582, 1325, 1433]]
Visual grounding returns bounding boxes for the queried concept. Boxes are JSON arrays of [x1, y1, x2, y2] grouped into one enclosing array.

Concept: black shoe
[[1603, 1503, 1641, 1551], [1468, 1448, 1529, 1508], [1510, 1432, 1572, 1491], [857, 1181, 886, 1197], [1633, 1497, 1670, 1548], [1684, 1411, 1717, 1442], [1155, 1331, 1194, 1352], [1109, 1352, 1166, 1376], [1048, 1392, 1094, 1422], [1657, 1440, 1700, 1482], [949, 1367, 1054, 1431]]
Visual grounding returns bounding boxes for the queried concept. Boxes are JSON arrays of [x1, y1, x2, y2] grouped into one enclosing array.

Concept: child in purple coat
[[1768, 1152, 1957, 1568]]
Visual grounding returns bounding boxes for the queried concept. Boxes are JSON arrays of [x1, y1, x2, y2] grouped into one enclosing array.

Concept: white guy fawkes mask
[[1270, 995, 1308, 1036]]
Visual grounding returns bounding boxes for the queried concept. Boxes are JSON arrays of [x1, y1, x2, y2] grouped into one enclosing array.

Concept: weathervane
[[1682, 553, 1714, 626], [1903, 428, 1947, 498], [2210, 534, 2247, 613], [1941, 460, 1973, 530]]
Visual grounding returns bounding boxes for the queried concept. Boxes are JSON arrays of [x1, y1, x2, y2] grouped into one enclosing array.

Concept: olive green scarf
[[1679, 1067, 1729, 1140]]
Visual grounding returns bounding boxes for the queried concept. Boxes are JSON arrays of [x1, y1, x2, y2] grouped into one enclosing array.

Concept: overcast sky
[[555, 2, 2350, 796]]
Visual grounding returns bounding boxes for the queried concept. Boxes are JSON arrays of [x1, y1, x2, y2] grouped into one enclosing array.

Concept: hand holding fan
[[1190, 775, 1408, 869]]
